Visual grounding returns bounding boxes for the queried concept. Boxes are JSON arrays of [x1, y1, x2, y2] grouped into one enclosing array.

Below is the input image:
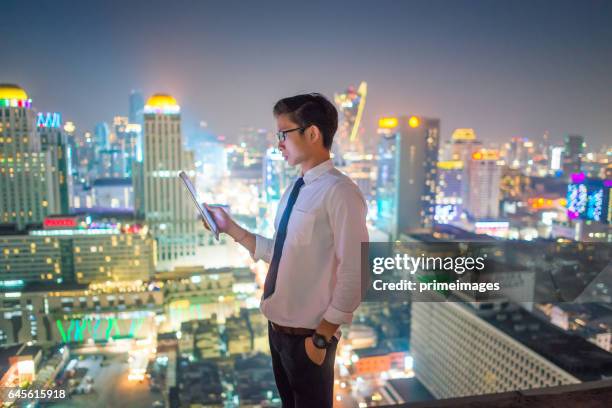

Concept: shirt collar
[[302, 159, 334, 185]]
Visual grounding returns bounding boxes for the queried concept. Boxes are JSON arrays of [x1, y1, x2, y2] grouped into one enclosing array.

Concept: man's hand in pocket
[[304, 336, 326, 366]]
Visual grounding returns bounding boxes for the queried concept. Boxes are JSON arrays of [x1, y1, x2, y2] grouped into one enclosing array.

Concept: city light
[[408, 116, 420, 128], [378, 117, 398, 128], [1, 6, 611, 407]]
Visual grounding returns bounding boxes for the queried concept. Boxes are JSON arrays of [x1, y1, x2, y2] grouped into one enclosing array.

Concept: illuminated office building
[[334, 82, 368, 155], [376, 115, 439, 238], [94, 116, 141, 179], [97, 147, 126, 178], [74, 130, 96, 184], [137, 93, 198, 266], [92, 178, 133, 210], [466, 149, 502, 219], [443, 129, 482, 162], [411, 301, 612, 399], [111, 116, 142, 178], [550, 146, 564, 171], [441, 129, 482, 210], [0, 216, 155, 285], [94, 121, 110, 151], [262, 147, 291, 202], [562, 135, 585, 177], [129, 90, 145, 126], [504, 136, 535, 170], [0, 282, 163, 346], [37, 112, 71, 214], [0, 84, 62, 230], [435, 160, 464, 223], [199, 134, 226, 188]]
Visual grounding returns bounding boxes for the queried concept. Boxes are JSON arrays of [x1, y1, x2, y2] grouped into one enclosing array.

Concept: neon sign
[[37, 112, 62, 128], [43, 217, 78, 229]]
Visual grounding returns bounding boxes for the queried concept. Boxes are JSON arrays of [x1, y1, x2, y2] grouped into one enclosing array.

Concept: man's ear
[[309, 126, 322, 145]]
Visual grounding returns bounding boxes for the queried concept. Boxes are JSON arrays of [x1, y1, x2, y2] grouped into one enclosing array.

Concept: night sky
[[2, 0, 611, 149]]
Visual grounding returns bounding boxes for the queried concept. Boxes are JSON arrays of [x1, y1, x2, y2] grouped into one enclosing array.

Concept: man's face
[[276, 114, 310, 166]]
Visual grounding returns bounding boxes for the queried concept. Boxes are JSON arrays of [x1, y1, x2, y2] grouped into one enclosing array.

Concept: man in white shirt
[[206, 93, 368, 407]]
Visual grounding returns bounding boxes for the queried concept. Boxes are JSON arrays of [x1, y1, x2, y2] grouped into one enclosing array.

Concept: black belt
[[270, 321, 315, 336]]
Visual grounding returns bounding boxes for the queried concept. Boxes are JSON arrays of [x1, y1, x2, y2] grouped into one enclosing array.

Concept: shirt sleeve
[[322, 181, 369, 325], [252, 234, 274, 264]]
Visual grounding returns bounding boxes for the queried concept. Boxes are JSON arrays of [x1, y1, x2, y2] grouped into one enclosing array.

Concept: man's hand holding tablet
[[178, 171, 220, 240], [178, 171, 253, 248], [203, 203, 255, 251]]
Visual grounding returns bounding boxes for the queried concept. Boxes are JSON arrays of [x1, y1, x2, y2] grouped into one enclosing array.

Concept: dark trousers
[[268, 321, 338, 408]]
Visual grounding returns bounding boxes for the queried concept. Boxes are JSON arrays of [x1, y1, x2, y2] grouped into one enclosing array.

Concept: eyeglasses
[[276, 127, 305, 143]]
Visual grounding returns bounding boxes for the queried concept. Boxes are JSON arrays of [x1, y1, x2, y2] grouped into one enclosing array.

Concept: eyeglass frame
[[276, 126, 308, 143]]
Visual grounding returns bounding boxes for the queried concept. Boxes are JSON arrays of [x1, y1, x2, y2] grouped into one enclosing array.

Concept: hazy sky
[[2, 0, 611, 149]]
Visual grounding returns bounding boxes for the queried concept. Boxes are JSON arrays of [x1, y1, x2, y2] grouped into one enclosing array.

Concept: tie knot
[[295, 177, 305, 188]]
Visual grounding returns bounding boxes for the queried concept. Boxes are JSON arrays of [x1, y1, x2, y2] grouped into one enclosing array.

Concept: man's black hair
[[273, 93, 338, 150]]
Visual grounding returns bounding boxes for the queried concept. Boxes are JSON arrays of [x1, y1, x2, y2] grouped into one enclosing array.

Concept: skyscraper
[[444, 129, 482, 214], [0, 84, 61, 229], [113, 115, 142, 177], [562, 134, 585, 177], [466, 149, 502, 219], [262, 147, 291, 202], [129, 90, 145, 126], [435, 160, 463, 223], [37, 112, 71, 214], [376, 115, 439, 238], [94, 121, 110, 151], [137, 93, 197, 266], [446, 128, 482, 163]]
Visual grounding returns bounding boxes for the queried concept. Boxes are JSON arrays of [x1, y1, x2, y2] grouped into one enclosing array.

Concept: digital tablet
[[178, 171, 219, 240]]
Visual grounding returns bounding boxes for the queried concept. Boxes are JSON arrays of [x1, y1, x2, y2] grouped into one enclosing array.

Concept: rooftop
[[384, 379, 612, 408], [471, 302, 612, 382], [0, 83, 28, 100]]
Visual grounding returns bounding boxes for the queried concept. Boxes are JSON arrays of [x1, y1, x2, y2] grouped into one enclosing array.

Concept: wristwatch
[[312, 332, 332, 349]]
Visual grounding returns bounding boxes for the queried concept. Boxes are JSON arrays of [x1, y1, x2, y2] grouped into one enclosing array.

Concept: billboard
[[567, 175, 610, 223]]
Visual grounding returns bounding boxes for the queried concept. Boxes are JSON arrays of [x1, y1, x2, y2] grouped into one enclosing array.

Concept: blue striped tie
[[263, 177, 305, 299]]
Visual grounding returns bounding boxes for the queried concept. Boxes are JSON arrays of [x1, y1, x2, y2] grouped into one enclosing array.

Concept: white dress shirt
[[252, 159, 369, 329]]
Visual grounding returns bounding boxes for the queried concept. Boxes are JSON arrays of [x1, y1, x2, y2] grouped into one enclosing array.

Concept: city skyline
[[2, 0, 612, 149], [1, 2, 611, 406]]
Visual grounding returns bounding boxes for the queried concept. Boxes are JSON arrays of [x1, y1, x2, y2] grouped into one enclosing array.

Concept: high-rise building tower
[[446, 129, 482, 163], [94, 122, 110, 151], [129, 90, 145, 126], [37, 112, 71, 214], [334, 82, 368, 156], [466, 149, 502, 219], [138, 93, 197, 266], [562, 134, 585, 177], [435, 160, 464, 223], [444, 129, 482, 210], [262, 147, 291, 202], [376, 115, 439, 238], [0, 84, 62, 229]]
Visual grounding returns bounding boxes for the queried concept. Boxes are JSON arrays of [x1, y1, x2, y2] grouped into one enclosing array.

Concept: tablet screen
[[178, 171, 219, 240]]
